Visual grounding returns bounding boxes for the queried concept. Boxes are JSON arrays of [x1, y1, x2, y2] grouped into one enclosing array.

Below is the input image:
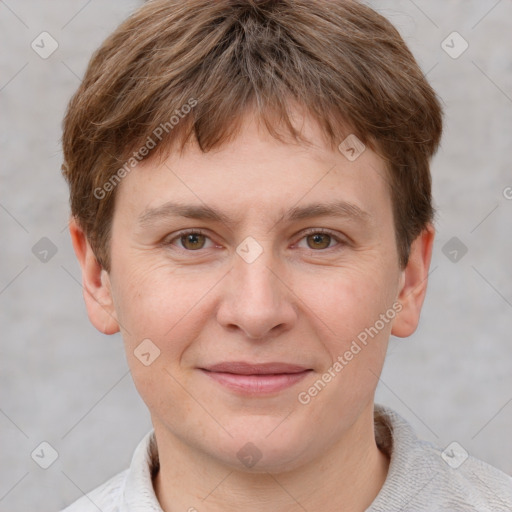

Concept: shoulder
[[370, 404, 512, 511], [60, 469, 128, 512], [416, 437, 512, 511], [60, 430, 158, 512]]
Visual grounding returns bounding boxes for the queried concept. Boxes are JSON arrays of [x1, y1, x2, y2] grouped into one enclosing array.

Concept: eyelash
[[164, 228, 347, 253]]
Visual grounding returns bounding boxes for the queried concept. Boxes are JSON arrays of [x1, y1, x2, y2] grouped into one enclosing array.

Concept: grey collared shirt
[[61, 404, 512, 511]]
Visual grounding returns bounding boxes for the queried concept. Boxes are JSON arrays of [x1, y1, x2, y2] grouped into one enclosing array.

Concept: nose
[[216, 245, 298, 340]]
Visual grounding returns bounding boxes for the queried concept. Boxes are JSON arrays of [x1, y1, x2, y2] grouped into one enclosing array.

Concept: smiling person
[[60, 1, 512, 511]]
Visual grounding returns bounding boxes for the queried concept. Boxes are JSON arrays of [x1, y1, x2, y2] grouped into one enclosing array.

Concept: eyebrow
[[137, 200, 370, 230]]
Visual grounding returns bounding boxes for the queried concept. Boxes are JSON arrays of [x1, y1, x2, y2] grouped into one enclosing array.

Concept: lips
[[200, 361, 312, 394], [203, 361, 310, 375]]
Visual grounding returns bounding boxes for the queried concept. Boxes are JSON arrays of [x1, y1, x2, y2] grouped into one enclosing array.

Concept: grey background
[[1, 1, 511, 510]]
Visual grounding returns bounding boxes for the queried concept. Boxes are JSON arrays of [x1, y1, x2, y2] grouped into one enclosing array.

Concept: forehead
[[114, 111, 392, 229]]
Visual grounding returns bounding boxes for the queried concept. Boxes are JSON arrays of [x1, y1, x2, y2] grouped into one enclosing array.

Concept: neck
[[153, 402, 389, 512]]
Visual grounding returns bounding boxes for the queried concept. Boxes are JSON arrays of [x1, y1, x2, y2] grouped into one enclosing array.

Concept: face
[[72, 111, 433, 473]]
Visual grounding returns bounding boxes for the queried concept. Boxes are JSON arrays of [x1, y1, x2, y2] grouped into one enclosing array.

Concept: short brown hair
[[61, 0, 443, 272]]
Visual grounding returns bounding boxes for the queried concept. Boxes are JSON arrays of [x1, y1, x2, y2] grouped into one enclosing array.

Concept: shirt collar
[[122, 429, 163, 511], [120, 404, 418, 511]]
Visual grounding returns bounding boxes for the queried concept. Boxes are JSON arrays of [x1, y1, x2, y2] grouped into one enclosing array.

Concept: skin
[[70, 109, 434, 512]]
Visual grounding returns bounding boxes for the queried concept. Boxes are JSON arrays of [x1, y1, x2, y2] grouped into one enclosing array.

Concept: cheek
[[112, 256, 184, 333], [110, 265, 208, 415], [294, 270, 395, 426], [300, 263, 398, 345], [110, 258, 219, 367]]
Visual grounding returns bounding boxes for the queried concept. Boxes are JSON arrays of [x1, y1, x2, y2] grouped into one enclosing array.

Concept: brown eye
[[296, 229, 346, 253], [180, 232, 207, 250], [306, 233, 332, 250]]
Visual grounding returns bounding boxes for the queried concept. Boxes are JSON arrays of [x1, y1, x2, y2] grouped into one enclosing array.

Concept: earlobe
[[69, 217, 120, 335], [391, 224, 435, 338]]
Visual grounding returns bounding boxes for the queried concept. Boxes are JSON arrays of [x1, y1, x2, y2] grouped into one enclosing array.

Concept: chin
[[210, 426, 311, 474]]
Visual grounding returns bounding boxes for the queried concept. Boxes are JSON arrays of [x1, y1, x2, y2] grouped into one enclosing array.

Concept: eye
[[296, 228, 346, 251], [166, 229, 215, 251], [164, 228, 347, 253]]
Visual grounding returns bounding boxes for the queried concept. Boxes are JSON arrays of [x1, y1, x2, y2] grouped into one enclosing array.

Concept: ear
[[391, 224, 435, 338], [69, 217, 120, 335]]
